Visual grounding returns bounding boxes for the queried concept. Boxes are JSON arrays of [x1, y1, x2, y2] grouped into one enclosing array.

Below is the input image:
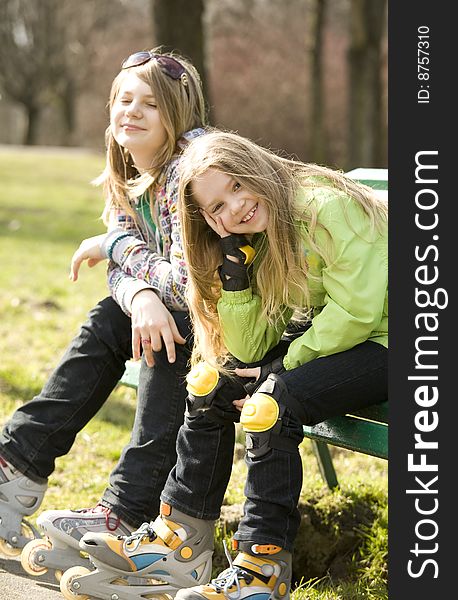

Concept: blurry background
[[0, 0, 387, 170]]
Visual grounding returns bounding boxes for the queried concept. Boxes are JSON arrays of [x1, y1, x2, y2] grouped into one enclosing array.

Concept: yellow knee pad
[[185, 362, 220, 413], [186, 362, 219, 397], [240, 392, 279, 433]]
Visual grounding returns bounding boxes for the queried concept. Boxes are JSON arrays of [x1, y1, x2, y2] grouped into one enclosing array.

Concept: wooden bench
[[118, 167, 388, 490]]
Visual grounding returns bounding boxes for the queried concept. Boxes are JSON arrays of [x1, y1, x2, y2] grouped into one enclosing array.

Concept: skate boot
[[20, 503, 132, 582], [175, 540, 292, 600], [0, 454, 46, 556], [59, 502, 214, 600]]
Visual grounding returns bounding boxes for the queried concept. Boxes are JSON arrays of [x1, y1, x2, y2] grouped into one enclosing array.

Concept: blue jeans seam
[[200, 426, 224, 518], [145, 351, 188, 518]]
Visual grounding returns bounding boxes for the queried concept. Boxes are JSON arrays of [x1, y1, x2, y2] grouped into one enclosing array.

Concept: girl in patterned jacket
[[0, 48, 207, 577]]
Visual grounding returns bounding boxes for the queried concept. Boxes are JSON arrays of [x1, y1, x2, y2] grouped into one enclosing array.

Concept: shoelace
[[122, 521, 157, 552], [211, 541, 253, 600], [78, 504, 121, 532]]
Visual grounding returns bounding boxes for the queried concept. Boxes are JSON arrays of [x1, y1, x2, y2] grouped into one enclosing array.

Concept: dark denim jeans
[[0, 296, 192, 528], [162, 340, 387, 552]]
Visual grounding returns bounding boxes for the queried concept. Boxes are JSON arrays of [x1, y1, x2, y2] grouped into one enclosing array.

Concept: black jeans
[[161, 340, 387, 552], [0, 296, 192, 528]]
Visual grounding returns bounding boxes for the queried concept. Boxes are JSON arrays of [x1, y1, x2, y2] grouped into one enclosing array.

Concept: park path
[[0, 555, 62, 599]]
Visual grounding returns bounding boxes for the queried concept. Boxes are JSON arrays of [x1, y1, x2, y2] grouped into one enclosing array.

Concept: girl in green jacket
[[77, 130, 388, 600], [176, 130, 387, 600]]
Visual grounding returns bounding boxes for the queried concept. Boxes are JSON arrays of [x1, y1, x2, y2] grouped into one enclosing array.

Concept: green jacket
[[217, 186, 388, 370]]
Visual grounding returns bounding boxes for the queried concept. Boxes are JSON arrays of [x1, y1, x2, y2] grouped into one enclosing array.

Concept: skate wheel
[[59, 565, 91, 600], [0, 520, 38, 557], [20, 538, 52, 576], [0, 537, 22, 557]]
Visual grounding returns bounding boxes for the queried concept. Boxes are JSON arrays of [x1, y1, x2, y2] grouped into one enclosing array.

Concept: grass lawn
[[0, 146, 388, 599]]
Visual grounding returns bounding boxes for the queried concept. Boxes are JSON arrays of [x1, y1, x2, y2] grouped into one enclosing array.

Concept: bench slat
[[345, 168, 388, 190], [119, 360, 141, 389], [303, 416, 388, 460], [351, 402, 388, 424]]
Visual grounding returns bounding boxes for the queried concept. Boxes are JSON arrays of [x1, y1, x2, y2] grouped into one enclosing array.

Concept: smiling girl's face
[[111, 72, 167, 170], [191, 168, 269, 235]]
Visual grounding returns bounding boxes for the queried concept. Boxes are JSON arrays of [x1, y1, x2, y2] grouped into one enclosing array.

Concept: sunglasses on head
[[121, 51, 188, 86]]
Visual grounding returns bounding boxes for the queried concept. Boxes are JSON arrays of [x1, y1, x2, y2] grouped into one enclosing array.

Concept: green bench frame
[[118, 167, 388, 490]]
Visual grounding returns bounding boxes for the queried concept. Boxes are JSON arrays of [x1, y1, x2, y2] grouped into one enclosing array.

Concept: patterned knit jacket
[[102, 128, 205, 315]]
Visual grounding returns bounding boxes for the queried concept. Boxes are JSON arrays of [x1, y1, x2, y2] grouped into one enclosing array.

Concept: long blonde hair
[[95, 48, 207, 225], [178, 130, 388, 367]]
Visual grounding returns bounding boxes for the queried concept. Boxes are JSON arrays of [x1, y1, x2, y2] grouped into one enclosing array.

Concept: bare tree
[[151, 0, 209, 105], [0, 0, 55, 144], [42, 1, 127, 145], [348, 0, 387, 167], [0, 0, 127, 145]]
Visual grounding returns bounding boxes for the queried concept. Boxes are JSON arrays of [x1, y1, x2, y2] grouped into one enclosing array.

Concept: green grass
[[0, 147, 388, 598], [0, 146, 137, 511]]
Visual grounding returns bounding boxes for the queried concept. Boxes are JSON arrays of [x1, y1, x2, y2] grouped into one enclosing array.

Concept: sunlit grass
[[0, 147, 135, 513]]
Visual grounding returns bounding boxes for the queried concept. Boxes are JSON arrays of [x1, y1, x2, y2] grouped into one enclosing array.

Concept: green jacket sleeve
[[283, 194, 388, 369], [217, 289, 293, 364]]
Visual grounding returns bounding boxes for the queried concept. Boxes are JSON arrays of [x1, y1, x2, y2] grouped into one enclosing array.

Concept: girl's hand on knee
[[131, 290, 186, 367], [234, 366, 261, 380], [233, 394, 250, 411], [233, 368, 260, 410], [69, 234, 107, 281]]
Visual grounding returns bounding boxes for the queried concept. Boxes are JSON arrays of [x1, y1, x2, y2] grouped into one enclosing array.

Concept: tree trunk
[[309, 0, 327, 164], [24, 104, 40, 145], [348, 0, 387, 168], [61, 78, 76, 146], [151, 0, 209, 111]]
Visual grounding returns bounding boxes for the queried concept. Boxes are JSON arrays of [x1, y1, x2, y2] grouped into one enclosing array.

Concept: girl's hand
[[233, 395, 250, 412], [234, 366, 261, 380], [69, 234, 107, 281], [200, 210, 231, 238], [232, 367, 261, 411], [130, 289, 186, 367]]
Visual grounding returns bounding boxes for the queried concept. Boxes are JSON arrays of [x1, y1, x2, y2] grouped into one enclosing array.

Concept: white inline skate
[[20, 504, 132, 582], [0, 455, 46, 557], [59, 502, 214, 600]]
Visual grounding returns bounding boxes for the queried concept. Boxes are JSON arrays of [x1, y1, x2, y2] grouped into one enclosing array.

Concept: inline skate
[[59, 502, 214, 600], [175, 540, 292, 600], [0, 455, 45, 556], [20, 504, 132, 582]]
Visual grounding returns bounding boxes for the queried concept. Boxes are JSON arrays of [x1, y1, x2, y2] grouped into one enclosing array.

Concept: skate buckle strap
[[251, 544, 282, 555], [152, 515, 182, 550]]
